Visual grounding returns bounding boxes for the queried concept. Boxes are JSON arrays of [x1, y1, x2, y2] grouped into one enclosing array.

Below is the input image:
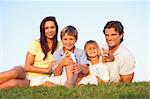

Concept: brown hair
[[40, 16, 58, 60], [103, 21, 124, 43]]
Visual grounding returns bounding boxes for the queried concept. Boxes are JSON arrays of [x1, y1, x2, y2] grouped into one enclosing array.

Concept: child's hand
[[61, 54, 74, 67], [107, 50, 115, 62], [72, 64, 81, 74]]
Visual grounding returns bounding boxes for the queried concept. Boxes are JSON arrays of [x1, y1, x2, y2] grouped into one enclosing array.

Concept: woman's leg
[[0, 79, 30, 89], [0, 66, 26, 84]]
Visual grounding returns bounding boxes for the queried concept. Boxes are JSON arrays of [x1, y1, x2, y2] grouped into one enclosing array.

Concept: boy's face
[[85, 43, 100, 58], [61, 33, 76, 51]]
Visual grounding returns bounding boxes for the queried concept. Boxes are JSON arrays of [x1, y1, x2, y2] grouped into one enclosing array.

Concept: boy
[[30, 25, 89, 88]]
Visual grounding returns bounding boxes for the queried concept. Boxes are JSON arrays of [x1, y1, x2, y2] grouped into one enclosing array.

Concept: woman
[[0, 16, 61, 89]]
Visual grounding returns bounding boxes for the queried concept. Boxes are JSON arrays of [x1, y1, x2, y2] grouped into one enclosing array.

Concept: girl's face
[[61, 33, 76, 52], [85, 43, 100, 58], [44, 21, 56, 39]]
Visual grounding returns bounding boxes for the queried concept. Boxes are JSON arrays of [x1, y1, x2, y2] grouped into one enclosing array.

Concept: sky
[[0, 0, 149, 82]]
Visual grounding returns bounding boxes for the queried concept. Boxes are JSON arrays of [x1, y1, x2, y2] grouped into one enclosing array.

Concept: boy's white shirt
[[89, 57, 110, 82]]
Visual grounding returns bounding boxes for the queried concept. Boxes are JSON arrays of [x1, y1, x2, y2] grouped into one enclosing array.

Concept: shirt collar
[[113, 43, 124, 56], [59, 47, 77, 56]]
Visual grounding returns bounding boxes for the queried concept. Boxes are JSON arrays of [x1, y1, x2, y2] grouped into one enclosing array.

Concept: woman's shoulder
[[29, 39, 40, 46], [28, 39, 41, 49], [31, 39, 40, 43]]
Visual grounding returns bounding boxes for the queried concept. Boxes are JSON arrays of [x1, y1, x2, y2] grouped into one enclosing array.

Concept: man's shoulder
[[117, 44, 135, 61], [118, 44, 133, 56]]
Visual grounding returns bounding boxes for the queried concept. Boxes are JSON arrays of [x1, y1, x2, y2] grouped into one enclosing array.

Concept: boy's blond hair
[[60, 25, 78, 41]]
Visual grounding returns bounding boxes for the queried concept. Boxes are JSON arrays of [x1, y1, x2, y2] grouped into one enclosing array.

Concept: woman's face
[[44, 21, 56, 39]]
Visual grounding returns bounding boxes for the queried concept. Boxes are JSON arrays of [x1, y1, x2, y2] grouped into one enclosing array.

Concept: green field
[[0, 82, 149, 99]]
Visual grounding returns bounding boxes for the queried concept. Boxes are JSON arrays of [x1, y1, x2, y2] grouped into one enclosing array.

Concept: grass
[[0, 82, 149, 99]]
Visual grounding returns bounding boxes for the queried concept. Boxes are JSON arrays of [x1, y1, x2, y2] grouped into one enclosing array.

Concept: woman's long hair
[[40, 16, 58, 60]]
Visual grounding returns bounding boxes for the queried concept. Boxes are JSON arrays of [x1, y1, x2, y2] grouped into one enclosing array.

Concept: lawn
[[0, 82, 149, 99]]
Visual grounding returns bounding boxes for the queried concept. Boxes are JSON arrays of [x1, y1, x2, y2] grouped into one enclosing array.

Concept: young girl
[[78, 40, 114, 85]]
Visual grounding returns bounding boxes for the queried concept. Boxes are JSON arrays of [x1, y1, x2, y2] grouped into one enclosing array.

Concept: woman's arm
[[24, 52, 52, 74], [52, 62, 63, 76]]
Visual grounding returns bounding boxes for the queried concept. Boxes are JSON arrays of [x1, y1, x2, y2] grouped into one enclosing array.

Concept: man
[[103, 21, 135, 83]]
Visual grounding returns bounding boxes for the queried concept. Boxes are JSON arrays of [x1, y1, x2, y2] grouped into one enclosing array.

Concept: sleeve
[[52, 50, 62, 70], [119, 53, 135, 75], [53, 50, 62, 61], [78, 50, 89, 65], [28, 40, 39, 55]]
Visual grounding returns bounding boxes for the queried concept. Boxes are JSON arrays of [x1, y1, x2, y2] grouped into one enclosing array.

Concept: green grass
[[0, 82, 149, 99]]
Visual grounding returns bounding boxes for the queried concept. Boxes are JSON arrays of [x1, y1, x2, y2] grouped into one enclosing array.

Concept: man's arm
[[120, 72, 134, 83]]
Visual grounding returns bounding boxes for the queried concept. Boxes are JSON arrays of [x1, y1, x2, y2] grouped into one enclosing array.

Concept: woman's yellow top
[[27, 39, 62, 79]]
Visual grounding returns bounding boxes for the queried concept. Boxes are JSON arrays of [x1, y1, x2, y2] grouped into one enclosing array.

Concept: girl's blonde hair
[[84, 40, 101, 59]]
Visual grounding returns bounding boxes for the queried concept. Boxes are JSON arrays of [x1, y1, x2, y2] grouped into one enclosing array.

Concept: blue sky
[[0, 0, 149, 82]]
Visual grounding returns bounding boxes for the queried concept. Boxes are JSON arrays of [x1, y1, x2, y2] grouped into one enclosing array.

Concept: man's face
[[104, 27, 123, 48]]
